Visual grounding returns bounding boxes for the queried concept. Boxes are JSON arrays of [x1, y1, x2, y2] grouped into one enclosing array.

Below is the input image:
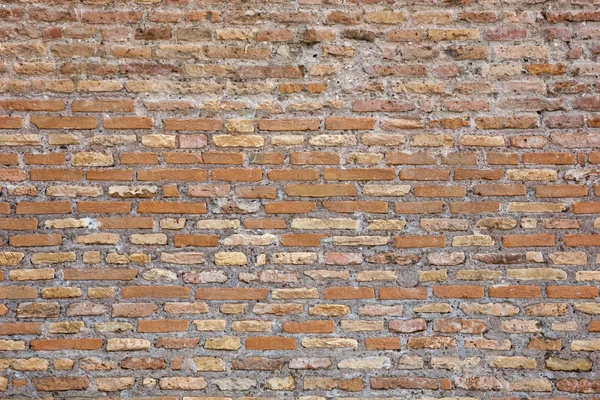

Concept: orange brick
[[63, 268, 138, 280], [0, 218, 38, 230], [573, 202, 600, 214], [137, 169, 207, 181], [30, 169, 83, 181], [489, 285, 541, 298], [283, 320, 334, 333], [0, 153, 19, 165], [31, 116, 96, 129], [72, 99, 134, 112], [267, 169, 319, 181], [0, 169, 27, 182], [325, 117, 375, 130], [546, 286, 598, 299], [104, 116, 152, 129], [243, 218, 286, 229], [290, 152, 340, 165], [324, 168, 395, 181], [30, 338, 103, 350], [0, 322, 42, 335], [280, 233, 328, 247], [77, 201, 131, 213], [16, 201, 71, 215], [536, 185, 587, 198], [265, 201, 317, 214], [322, 201, 388, 213], [364, 337, 401, 350], [204, 152, 245, 165], [400, 168, 450, 181], [9, 233, 61, 247], [195, 288, 269, 300], [120, 152, 159, 165], [324, 287, 375, 299], [24, 153, 66, 165], [0, 99, 65, 111], [211, 168, 262, 182], [286, 184, 357, 197], [522, 152, 574, 164], [0, 286, 37, 299], [163, 118, 221, 131], [138, 202, 206, 214], [502, 234, 555, 247], [86, 169, 133, 181], [97, 217, 154, 229], [235, 186, 277, 199], [122, 286, 191, 299], [174, 234, 218, 247], [0, 116, 24, 129], [433, 285, 484, 299], [163, 152, 203, 164], [246, 336, 296, 350], [138, 319, 189, 333], [473, 184, 526, 196], [379, 287, 428, 300], [450, 202, 500, 213], [395, 201, 444, 214], [259, 119, 320, 131], [395, 235, 445, 248]]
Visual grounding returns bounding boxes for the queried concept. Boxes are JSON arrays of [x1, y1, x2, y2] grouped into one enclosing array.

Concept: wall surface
[[0, 0, 599, 398]]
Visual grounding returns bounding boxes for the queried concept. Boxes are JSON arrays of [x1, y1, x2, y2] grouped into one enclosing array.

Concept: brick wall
[[0, 0, 599, 397]]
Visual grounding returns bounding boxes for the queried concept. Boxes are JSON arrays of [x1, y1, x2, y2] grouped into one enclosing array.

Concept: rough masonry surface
[[0, 0, 598, 399]]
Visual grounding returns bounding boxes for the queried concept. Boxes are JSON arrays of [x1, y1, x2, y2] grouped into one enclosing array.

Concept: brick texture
[[0, 0, 598, 398]]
